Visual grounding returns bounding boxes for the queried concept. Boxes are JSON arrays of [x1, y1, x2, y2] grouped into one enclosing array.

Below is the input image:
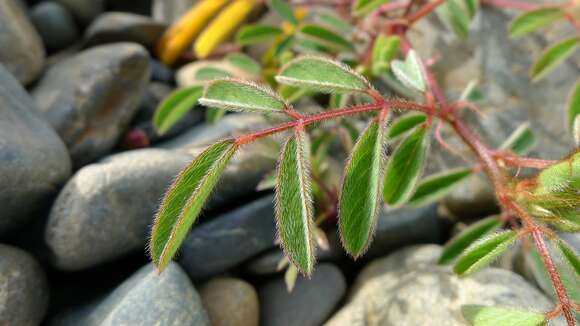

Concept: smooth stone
[[55, 0, 104, 26], [52, 263, 210, 326], [45, 142, 274, 270], [0, 64, 71, 235], [32, 43, 150, 166], [152, 0, 196, 24], [200, 277, 259, 326], [411, 8, 579, 218], [44, 148, 189, 270], [362, 204, 442, 260], [179, 195, 277, 280], [0, 0, 45, 85], [0, 244, 49, 326], [84, 12, 166, 50], [325, 245, 560, 326], [30, 1, 79, 52], [151, 59, 175, 83], [259, 264, 346, 326]]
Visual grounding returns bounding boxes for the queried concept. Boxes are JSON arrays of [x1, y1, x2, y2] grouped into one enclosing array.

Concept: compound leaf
[[438, 215, 502, 265], [339, 119, 389, 257], [276, 129, 316, 275], [200, 79, 288, 113], [461, 305, 546, 326], [532, 37, 580, 81], [150, 139, 238, 272], [383, 126, 429, 206], [153, 86, 203, 135], [276, 56, 371, 93], [372, 34, 400, 75], [454, 230, 517, 276]]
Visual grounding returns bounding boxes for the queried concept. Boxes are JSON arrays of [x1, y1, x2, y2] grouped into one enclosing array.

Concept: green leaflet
[[453, 230, 517, 276], [408, 168, 473, 207], [153, 86, 203, 135], [226, 52, 261, 75], [391, 50, 426, 92], [509, 7, 564, 38], [383, 126, 429, 206], [499, 122, 536, 155], [352, 0, 390, 17], [372, 34, 400, 75], [237, 24, 283, 45], [534, 152, 580, 195], [276, 56, 370, 93], [271, 0, 298, 25], [532, 37, 580, 81], [195, 67, 232, 81], [150, 140, 238, 272], [276, 129, 316, 275], [200, 79, 288, 113], [568, 81, 580, 131], [461, 305, 546, 326], [299, 24, 354, 51], [388, 113, 426, 140], [556, 240, 580, 276], [339, 119, 389, 257], [438, 215, 502, 265]]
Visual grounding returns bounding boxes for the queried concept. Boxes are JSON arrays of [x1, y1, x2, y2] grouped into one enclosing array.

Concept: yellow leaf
[[194, 0, 257, 59], [156, 0, 229, 65]]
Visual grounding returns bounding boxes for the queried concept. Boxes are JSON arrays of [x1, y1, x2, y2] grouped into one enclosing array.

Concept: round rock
[[84, 12, 166, 50], [259, 264, 346, 326], [52, 263, 210, 326], [0, 244, 49, 326], [326, 245, 558, 326], [30, 1, 79, 52], [55, 0, 104, 26], [200, 278, 259, 326], [32, 43, 150, 166], [0, 0, 45, 85], [0, 64, 71, 235]]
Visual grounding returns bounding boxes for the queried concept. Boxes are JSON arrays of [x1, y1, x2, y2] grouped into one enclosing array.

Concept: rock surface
[[0, 0, 45, 85], [45, 142, 274, 270], [0, 244, 49, 326], [200, 278, 259, 326], [56, 0, 104, 26], [52, 263, 210, 326], [84, 12, 166, 50], [325, 245, 559, 326], [0, 65, 71, 235], [30, 1, 79, 52], [32, 43, 150, 166], [179, 195, 278, 280], [152, 0, 196, 24], [259, 264, 346, 326], [44, 148, 189, 270]]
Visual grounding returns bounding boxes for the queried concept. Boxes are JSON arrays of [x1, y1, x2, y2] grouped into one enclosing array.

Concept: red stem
[[481, 0, 537, 11], [235, 99, 429, 145], [407, 0, 446, 24]]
